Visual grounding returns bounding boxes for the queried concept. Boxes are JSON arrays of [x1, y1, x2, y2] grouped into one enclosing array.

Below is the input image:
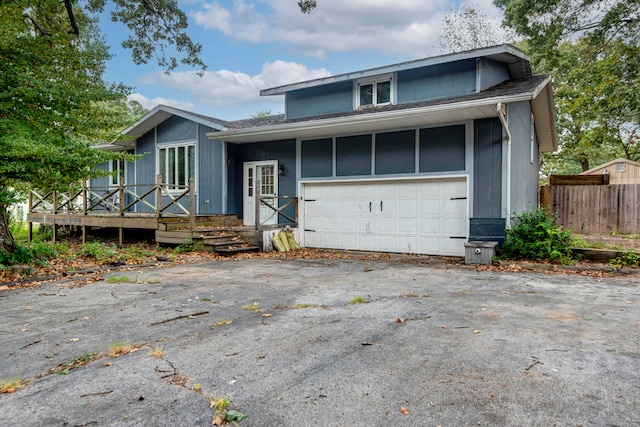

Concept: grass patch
[[149, 348, 165, 358], [242, 303, 261, 312], [108, 341, 138, 357], [348, 295, 367, 305], [57, 353, 97, 375], [0, 375, 24, 394], [293, 303, 311, 309], [106, 276, 131, 283]]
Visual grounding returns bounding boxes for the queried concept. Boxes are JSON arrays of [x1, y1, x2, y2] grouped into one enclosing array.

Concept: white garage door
[[301, 178, 468, 256]]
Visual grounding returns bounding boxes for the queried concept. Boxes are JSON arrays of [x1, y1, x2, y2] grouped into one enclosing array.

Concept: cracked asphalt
[[0, 257, 639, 426]]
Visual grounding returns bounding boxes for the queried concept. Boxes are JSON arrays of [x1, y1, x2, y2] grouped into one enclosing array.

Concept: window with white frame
[[357, 75, 393, 108], [158, 143, 196, 189], [110, 159, 125, 186]]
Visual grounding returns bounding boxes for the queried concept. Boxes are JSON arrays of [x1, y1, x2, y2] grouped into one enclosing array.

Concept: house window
[[616, 162, 625, 173], [357, 75, 393, 108], [110, 159, 125, 186], [158, 143, 196, 189]]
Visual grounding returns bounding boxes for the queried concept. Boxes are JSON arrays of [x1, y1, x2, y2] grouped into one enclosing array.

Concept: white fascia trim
[[206, 92, 536, 142]]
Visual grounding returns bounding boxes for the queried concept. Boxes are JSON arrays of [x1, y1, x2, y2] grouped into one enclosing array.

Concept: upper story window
[[356, 74, 393, 109], [158, 142, 196, 190]]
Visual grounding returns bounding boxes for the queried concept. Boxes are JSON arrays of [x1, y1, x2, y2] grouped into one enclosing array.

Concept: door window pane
[[168, 147, 176, 187]]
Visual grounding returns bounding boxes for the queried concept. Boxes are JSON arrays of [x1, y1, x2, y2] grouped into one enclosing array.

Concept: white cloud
[[128, 93, 196, 111], [191, 0, 500, 58], [134, 60, 331, 114]]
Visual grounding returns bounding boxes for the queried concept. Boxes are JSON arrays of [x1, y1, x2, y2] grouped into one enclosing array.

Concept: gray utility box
[[464, 241, 499, 265]]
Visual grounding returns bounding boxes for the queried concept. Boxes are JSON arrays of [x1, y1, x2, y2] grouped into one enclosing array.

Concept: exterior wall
[[227, 139, 297, 219], [508, 101, 538, 214], [285, 59, 477, 120], [396, 59, 476, 104], [477, 58, 510, 91], [135, 131, 156, 213], [471, 118, 505, 242], [198, 125, 225, 214], [584, 162, 640, 184], [286, 81, 353, 119], [299, 124, 470, 182], [157, 115, 197, 142]]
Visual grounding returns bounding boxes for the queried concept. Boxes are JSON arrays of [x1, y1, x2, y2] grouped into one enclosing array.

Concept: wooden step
[[203, 239, 246, 249], [215, 245, 260, 256]]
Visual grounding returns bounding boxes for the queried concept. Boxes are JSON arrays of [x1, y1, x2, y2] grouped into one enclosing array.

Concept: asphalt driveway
[[0, 256, 638, 426]]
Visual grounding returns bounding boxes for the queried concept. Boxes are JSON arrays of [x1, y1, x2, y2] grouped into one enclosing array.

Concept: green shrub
[[609, 250, 640, 268], [0, 241, 62, 267], [501, 209, 575, 263], [81, 242, 118, 262]]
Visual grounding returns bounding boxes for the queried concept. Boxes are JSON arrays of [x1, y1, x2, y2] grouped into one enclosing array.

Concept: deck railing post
[[119, 176, 125, 216], [82, 180, 88, 215], [189, 178, 195, 231], [156, 174, 162, 217], [52, 190, 57, 243], [255, 179, 261, 232], [28, 191, 33, 242]]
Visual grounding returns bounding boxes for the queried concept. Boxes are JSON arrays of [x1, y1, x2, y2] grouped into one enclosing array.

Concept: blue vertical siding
[[419, 125, 466, 172], [198, 126, 224, 214], [301, 138, 333, 178], [157, 116, 196, 142], [286, 81, 353, 119], [375, 130, 415, 174], [134, 131, 157, 213], [478, 58, 511, 91], [508, 101, 537, 213], [397, 60, 476, 104], [229, 139, 296, 219]]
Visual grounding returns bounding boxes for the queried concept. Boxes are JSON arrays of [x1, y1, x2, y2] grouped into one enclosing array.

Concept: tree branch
[[23, 14, 51, 36], [63, 0, 80, 35]]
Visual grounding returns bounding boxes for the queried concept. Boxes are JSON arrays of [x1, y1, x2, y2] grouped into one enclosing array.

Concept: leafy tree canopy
[[0, 0, 194, 252]]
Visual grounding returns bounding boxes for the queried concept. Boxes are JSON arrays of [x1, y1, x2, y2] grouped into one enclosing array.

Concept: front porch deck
[[27, 177, 297, 254]]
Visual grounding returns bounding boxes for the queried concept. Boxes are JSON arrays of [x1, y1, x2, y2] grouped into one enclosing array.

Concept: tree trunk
[[0, 208, 16, 253]]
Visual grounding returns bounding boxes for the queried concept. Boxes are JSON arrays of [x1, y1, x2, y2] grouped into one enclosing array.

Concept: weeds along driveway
[[0, 257, 639, 426]]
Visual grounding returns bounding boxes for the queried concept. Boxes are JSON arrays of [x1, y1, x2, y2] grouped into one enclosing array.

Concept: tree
[[438, 4, 516, 53], [496, 0, 640, 174], [0, 1, 201, 253], [494, 0, 638, 63]]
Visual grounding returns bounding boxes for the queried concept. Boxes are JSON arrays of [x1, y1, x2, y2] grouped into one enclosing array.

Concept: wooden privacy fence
[[541, 184, 640, 234]]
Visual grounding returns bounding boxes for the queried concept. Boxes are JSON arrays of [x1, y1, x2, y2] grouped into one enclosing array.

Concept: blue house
[[91, 44, 557, 256]]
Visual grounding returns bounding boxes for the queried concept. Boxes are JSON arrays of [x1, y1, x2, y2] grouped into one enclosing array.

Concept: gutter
[[497, 102, 512, 229]]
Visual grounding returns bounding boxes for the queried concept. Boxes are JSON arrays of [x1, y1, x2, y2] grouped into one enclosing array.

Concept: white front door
[[243, 161, 279, 226]]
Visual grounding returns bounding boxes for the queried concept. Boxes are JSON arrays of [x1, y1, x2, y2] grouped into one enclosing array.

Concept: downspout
[[497, 102, 512, 229]]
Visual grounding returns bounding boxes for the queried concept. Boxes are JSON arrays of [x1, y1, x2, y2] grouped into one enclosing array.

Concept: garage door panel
[[303, 178, 467, 256]]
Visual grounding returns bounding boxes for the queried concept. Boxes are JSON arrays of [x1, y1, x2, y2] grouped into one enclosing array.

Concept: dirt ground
[[0, 255, 638, 426]]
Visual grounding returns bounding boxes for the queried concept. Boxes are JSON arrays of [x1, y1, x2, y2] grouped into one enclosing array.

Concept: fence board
[[549, 184, 640, 233]]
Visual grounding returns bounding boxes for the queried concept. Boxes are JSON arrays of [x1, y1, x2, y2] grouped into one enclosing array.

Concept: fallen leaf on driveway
[[69, 338, 79, 342], [361, 342, 373, 346], [473, 330, 481, 334], [400, 407, 409, 414], [396, 318, 405, 323], [261, 313, 272, 318]]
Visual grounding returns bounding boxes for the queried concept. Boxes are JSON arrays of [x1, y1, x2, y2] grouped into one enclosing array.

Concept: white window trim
[[355, 73, 395, 110], [109, 158, 126, 187], [156, 140, 197, 193]]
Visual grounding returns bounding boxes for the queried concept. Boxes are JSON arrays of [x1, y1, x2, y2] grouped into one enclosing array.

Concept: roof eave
[[261, 44, 531, 96]]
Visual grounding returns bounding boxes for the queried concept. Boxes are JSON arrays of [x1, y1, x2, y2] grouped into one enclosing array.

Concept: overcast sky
[[100, 0, 506, 121]]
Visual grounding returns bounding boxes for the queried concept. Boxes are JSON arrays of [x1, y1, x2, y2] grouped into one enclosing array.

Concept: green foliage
[[502, 209, 576, 263], [0, 242, 62, 268], [81, 242, 118, 262], [495, 0, 640, 176], [172, 240, 204, 255], [609, 250, 640, 268]]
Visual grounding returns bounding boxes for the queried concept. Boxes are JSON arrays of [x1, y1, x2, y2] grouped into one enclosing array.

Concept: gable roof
[[580, 158, 640, 174], [108, 105, 229, 149], [261, 44, 532, 96], [210, 74, 558, 152]]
